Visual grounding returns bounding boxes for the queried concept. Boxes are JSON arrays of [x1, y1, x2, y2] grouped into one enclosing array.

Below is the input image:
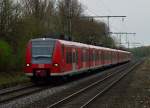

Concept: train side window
[[101, 51, 103, 61], [96, 51, 98, 61], [83, 50, 84, 62], [66, 48, 69, 64], [104, 51, 106, 61], [97, 51, 99, 61], [102, 51, 103, 61], [68, 49, 70, 63], [81, 50, 83, 62], [93, 51, 95, 61], [84, 50, 86, 62], [98, 51, 100, 61], [86, 50, 88, 62], [107, 52, 108, 60], [83, 50, 85, 62], [109, 52, 110, 60], [109, 52, 111, 61], [105, 51, 107, 60], [62, 44, 64, 57], [76, 49, 78, 63], [95, 51, 97, 61], [72, 51, 74, 63], [103, 51, 105, 60], [82, 50, 84, 62], [100, 51, 102, 61], [92, 50, 94, 61], [93, 51, 94, 61], [73, 51, 75, 63], [68, 51, 70, 63], [69, 49, 72, 63], [93, 50, 96, 61], [89, 50, 91, 61], [108, 52, 109, 60], [97, 51, 98, 61], [87, 50, 89, 62], [84, 50, 87, 62], [83, 49, 86, 62], [91, 51, 93, 61], [95, 51, 96, 61], [106, 52, 108, 60], [85, 50, 87, 62], [66, 47, 72, 64]]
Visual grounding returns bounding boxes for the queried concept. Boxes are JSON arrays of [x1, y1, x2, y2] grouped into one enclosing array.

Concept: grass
[[0, 71, 30, 89]]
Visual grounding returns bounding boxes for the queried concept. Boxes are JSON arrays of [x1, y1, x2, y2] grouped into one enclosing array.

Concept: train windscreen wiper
[[32, 55, 52, 58]]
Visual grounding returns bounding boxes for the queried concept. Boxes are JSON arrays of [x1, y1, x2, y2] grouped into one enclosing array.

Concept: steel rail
[[0, 62, 130, 104], [47, 62, 132, 108], [0, 84, 52, 104], [0, 83, 35, 96], [80, 60, 143, 108]]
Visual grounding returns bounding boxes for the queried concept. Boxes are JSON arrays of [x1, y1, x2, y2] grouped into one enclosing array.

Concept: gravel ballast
[[0, 63, 128, 108], [88, 59, 150, 108]]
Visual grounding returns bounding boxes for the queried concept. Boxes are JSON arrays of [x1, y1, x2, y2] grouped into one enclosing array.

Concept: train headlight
[[53, 63, 59, 67], [26, 64, 30, 67]]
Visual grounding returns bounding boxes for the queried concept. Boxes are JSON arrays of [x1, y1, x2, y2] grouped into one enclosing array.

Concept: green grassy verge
[[0, 72, 30, 89]]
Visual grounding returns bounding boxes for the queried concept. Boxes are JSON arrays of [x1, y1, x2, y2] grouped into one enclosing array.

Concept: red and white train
[[24, 38, 131, 80]]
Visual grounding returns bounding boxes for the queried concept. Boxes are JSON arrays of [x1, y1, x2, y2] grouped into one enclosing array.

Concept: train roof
[[59, 40, 114, 51], [31, 38, 57, 42], [59, 39, 130, 53], [58, 39, 89, 48], [30, 38, 131, 53]]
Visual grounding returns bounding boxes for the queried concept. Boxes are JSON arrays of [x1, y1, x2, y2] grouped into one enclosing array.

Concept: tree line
[[0, 0, 116, 72], [130, 46, 150, 58]]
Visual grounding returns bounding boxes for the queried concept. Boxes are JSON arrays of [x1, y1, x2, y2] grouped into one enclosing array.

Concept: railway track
[[0, 82, 52, 104], [47, 60, 142, 108], [0, 60, 141, 107], [80, 60, 142, 108], [0, 83, 34, 96], [0, 63, 128, 105]]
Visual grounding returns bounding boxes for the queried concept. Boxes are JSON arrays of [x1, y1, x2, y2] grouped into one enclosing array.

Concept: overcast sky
[[80, 0, 150, 47]]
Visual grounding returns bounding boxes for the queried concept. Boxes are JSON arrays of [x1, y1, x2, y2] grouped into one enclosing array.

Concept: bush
[[0, 40, 14, 72]]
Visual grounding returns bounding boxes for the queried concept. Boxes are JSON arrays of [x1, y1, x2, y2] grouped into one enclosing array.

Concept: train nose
[[31, 64, 52, 78], [35, 70, 48, 77]]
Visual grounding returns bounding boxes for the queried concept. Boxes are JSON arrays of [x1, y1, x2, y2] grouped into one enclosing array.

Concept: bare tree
[[57, 0, 83, 35], [0, 0, 21, 41]]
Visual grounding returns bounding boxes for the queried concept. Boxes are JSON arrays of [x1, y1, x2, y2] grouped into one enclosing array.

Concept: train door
[[72, 48, 76, 71], [83, 49, 86, 68], [61, 44, 65, 72], [110, 51, 112, 64], [101, 50, 104, 66], [93, 50, 95, 67], [99, 51, 101, 66]]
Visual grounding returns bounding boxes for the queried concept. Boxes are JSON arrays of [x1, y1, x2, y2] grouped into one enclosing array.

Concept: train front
[[24, 38, 56, 80]]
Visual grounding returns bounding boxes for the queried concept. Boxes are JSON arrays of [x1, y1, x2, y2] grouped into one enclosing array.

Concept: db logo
[[38, 64, 44, 68]]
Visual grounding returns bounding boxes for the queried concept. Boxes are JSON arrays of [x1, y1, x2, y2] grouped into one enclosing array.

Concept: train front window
[[31, 39, 55, 64]]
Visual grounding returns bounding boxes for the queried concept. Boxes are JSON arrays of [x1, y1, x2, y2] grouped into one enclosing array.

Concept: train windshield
[[31, 39, 55, 64]]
